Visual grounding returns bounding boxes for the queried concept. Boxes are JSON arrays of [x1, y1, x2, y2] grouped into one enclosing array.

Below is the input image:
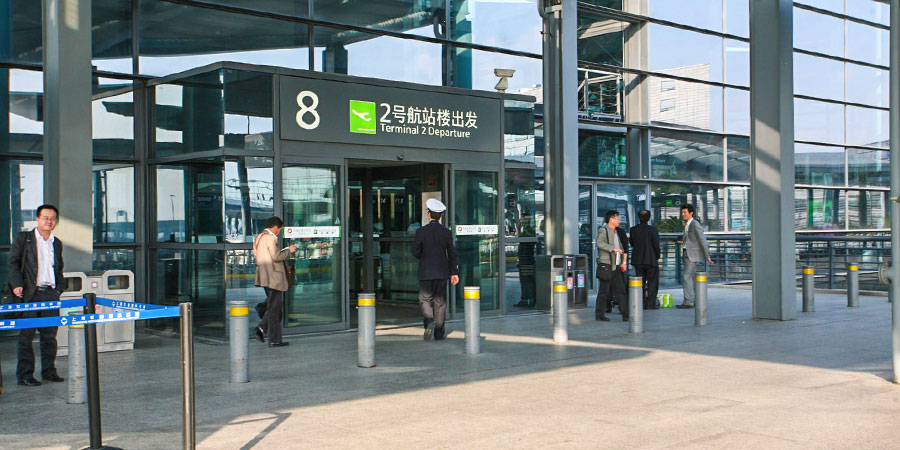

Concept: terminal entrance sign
[[280, 74, 501, 152]]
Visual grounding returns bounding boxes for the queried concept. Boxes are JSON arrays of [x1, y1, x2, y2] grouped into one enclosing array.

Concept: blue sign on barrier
[[0, 298, 86, 313], [95, 298, 165, 311]]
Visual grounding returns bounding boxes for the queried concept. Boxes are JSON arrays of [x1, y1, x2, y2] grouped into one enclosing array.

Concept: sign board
[[455, 224, 499, 236], [284, 226, 341, 239], [279, 74, 501, 152]]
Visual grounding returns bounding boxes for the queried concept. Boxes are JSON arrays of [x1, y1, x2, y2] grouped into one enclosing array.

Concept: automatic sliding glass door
[[453, 169, 501, 313]]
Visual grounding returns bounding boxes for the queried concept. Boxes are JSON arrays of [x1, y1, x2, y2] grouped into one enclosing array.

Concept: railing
[[659, 234, 891, 292]]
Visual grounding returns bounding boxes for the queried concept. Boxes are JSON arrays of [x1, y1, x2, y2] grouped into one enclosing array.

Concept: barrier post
[[802, 266, 815, 312], [82, 293, 105, 449], [552, 281, 568, 343], [67, 311, 87, 404], [847, 264, 859, 307], [180, 302, 195, 450], [228, 301, 249, 383], [628, 277, 643, 334], [694, 272, 708, 326], [357, 293, 376, 368], [464, 287, 481, 354]]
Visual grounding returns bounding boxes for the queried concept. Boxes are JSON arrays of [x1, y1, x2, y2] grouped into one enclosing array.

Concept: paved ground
[[1, 287, 899, 450]]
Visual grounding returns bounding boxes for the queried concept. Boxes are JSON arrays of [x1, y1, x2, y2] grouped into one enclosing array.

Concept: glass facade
[[0, 0, 893, 338]]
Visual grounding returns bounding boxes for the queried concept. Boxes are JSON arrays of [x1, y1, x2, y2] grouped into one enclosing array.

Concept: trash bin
[[536, 255, 568, 311], [57, 270, 135, 356], [571, 254, 588, 306]]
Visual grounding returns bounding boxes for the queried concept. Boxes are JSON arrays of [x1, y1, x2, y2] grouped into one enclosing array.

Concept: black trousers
[[258, 287, 285, 344], [634, 264, 660, 309], [419, 279, 448, 329], [595, 265, 627, 319], [17, 288, 60, 381]]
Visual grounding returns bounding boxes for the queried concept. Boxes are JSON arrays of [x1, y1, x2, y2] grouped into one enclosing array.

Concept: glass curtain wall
[[577, 0, 892, 288]]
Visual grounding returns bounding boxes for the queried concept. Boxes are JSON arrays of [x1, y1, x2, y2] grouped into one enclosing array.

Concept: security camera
[[494, 69, 516, 78]]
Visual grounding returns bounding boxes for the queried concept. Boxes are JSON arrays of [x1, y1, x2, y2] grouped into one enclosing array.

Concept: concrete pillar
[[542, 0, 579, 255], [749, 0, 796, 321], [42, 0, 93, 271], [889, 0, 899, 383]]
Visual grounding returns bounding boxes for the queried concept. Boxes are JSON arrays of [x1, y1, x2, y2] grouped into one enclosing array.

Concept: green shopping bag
[[658, 293, 674, 308]]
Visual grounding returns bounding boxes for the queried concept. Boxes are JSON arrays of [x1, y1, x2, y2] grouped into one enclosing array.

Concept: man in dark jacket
[[630, 209, 661, 309], [413, 198, 459, 341], [8, 204, 66, 386]]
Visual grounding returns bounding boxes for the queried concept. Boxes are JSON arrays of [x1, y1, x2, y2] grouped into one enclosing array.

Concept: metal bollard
[[464, 287, 481, 354], [847, 264, 859, 307], [552, 281, 568, 343], [67, 312, 87, 404], [694, 272, 708, 326], [802, 266, 815, 312], [180, 302, 196, 450], [228, 301, 249, 383], [628, 277, 643, 333], [357, 293, 376, 368]]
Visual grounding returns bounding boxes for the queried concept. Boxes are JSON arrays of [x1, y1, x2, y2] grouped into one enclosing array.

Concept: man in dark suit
[[630, 209, 661, 309], [413, 198, 459, 341], [8, 204, 66, 386]]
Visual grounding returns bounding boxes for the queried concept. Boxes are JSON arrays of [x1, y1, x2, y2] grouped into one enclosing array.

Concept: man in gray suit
[[678, 204, 713, 309]]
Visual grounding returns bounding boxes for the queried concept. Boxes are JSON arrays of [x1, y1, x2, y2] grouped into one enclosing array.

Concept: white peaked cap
[[426, 198, 446, 212]]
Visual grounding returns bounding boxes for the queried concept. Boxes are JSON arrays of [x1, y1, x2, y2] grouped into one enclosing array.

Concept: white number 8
[[296, 90, 320, 130]]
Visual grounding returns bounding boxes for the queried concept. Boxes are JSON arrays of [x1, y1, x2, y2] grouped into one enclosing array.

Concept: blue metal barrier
[[0, 297, 181, 330]]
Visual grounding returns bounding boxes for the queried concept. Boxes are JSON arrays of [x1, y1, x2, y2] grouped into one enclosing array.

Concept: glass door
[[282, 164, 343, 329], [452, 169, 501, 313], [578, 184, 594, 290]]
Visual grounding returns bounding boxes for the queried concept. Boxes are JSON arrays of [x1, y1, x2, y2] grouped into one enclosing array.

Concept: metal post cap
[[628, 277, 643, 287], [802, 267, 815, 274], [695, 272, 708, 282], [553, 280, 567, 292], [228, 301, 249, 316], [463, 286, 480, 299]]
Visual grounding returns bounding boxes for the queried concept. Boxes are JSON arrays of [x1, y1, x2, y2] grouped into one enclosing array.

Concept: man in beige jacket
[[254, 216, 296, 347]]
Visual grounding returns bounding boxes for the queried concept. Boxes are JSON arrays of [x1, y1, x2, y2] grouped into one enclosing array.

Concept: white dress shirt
[[35, 228, 56, 288]]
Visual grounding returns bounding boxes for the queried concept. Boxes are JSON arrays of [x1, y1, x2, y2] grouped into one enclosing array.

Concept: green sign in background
[[349, 100, 376, 134]]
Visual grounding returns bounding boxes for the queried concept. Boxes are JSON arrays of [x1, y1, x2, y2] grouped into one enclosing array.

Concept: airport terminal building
[[0, 1, 895, 336]]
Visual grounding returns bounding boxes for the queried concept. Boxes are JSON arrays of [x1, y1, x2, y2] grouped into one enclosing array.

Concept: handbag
[[284, 261, 295, 288], [595, 262, 612, 281]]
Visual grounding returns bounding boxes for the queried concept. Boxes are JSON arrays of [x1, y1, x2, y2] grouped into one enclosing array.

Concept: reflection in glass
[[213, 0, 308, 18], [793, 8, 843, 57], [725, 0, 749, 38], [2, 69, 43, 155], [0, 160, 43, 245], [94, 165, 135, 243], [595, 184, 647, 233], [848, 149, 889, 187], [506, 168, 540, 311], [224, 158, 274, 243], [138, 2, 309, 76], [794, 98, 844, 145], [649, 0, 722, 32], [156, 164, 223, 243], [795, 144, 844, 186], [649, 76, 722, 132], [450, 0, 541, 53], [504, 101, 537, 163], [649, 24, 722, 83], [454, 170, 499, 312], [93, 91, 135, 158], [725, 40, 749, 86], [793, 53, 843, 101], [846, 106, 889, 148], [282, 165, 342, 327], [846, 0, 890, 25], [846, 63, 889, 108], [651, 130, 724, 182], [726, 137, 750, 183], [154, 70, 274, 157], [846, 21, 889, 67], [93, 0, 133, 73], [795, 188, 845, 230], [505, 169, 539, 238], [577, 14, 626, 67], [469, 50, 542, 94], [315, 26, 442, 86], [578, 69, 623, 121], [92, 248, 135, 272], [151, 249, 225, 336], [226, 249, 267, 325], [725, 88, 749, 136], [727, 186, 751, 232], [579, 130, 626, 178], [577, 185, 593, 290], [848, 190, 887, 229], [651, 184, 725, 232]]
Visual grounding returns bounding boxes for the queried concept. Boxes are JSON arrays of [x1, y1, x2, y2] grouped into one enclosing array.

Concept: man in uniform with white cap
[[413, 198, 459, 340]]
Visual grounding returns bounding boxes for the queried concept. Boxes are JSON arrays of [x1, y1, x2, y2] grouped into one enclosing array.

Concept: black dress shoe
[[268, 342, 290, 347], [622, 317, 629, 322], [596, 316, 610, 321], [255, 327, 266, 343], [18, 377, 41, 386], [43, 374, 64, 383], [676, 304, 694, 309]]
